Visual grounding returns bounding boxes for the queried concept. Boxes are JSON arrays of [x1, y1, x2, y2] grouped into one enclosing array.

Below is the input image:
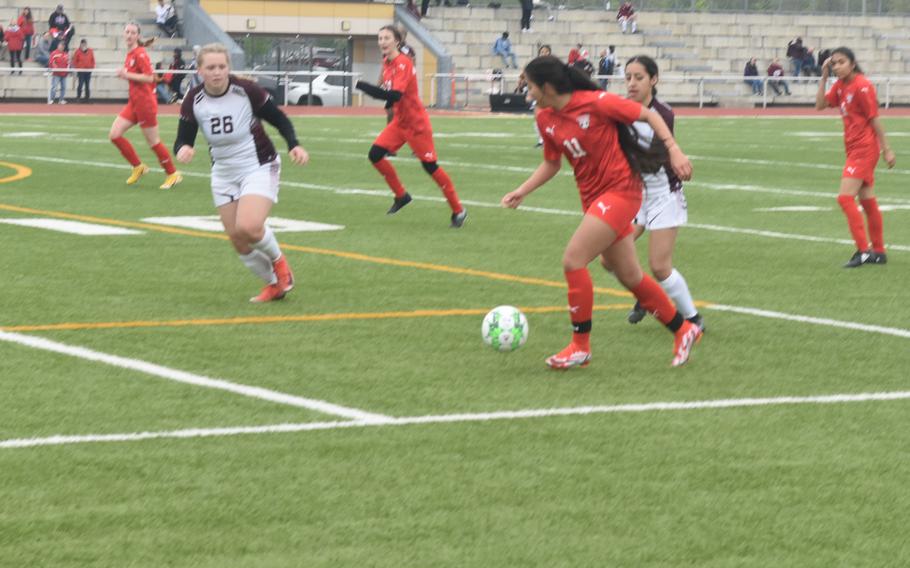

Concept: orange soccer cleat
[[273, 255, 295, 293], [249, 283, 287, 304], [545, 342, 592, 369], [671, 320, 703, 367]]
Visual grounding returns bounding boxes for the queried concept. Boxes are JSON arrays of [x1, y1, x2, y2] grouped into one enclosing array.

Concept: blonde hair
[[125, 22, 155, 48], [197, 43, 231, 68]]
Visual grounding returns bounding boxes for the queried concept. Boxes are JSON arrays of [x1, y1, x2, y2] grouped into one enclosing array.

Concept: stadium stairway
[[419, 6, 910, 107], [0, 0, 189, 102]]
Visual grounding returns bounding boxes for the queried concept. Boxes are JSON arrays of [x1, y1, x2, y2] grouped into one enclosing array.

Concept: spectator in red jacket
[[48, 43, 69, 104], [71, 38, 95, 101], [17, 7, 34, 60], [4, 19, 25, 74], [567, 43, 589, 66]]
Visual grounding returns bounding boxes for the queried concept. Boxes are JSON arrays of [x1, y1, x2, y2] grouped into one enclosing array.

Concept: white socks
[[240, 249, 277, 284], [659, 269, 697, 319], [251, 226, 282, 262]]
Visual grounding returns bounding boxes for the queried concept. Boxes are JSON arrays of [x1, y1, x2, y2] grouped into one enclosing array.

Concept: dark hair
[[831, 46, 862, 74], [502, 31, 509, 38], [379, 24, 403, 49], [537, 44, 551, 56], [524, 56, 666, 176], [625, 54, 659, 98]]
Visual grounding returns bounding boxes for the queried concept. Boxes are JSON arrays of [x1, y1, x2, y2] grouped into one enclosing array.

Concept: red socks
[[152, 143, 176, 175], [431, 168, 463, 214], [837, 195, 870, 251], [565, 268, 593, 350], [373, 159, 406, 198], [111, 137, 140, 167], [860, 197, 885, 253], [630, 274, 677, 326]]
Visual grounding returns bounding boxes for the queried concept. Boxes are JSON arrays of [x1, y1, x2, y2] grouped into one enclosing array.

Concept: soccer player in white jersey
[[173, 44, 309, 303], [601, 55, 702, 329]]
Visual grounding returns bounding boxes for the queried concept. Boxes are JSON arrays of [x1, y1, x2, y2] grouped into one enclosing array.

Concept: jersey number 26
[[210, 116, 234, 135]]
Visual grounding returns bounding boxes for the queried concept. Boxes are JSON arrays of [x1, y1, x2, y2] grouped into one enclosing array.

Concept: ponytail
[[523, 56, 599, 94]]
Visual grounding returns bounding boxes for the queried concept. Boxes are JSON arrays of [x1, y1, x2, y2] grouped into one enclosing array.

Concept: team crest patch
[[846, 94, 854, 103], [577, 114, 590, 129]]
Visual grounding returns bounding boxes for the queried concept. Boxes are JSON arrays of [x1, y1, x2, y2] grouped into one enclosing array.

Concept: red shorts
[[118, 98, 158, 128], [843, 151, 879, 187], [374, 122, 437, 162], [584, 191, 642, 240]]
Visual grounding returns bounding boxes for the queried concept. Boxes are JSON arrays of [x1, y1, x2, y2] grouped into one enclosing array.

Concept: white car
[[285, 73, 349, 106]]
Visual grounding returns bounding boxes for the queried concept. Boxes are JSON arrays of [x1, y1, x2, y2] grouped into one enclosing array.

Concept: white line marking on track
[[4, 390, 910, 449], [0, 330, 390, 422]]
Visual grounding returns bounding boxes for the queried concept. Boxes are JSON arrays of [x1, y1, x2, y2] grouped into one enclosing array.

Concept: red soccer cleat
[[545, 342, 592, 369], [273, 255, 295, 293], [249, 283, 287, 304], [671, 320, 703, 367]]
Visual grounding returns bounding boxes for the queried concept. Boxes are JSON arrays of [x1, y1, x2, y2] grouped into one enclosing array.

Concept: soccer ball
[[481, 305, 529, 352]]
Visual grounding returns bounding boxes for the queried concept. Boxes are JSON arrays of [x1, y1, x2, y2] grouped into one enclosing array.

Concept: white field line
[[708, 304, 910, 338], [0, 330, 390, 422], [5, 390, 910, 449]]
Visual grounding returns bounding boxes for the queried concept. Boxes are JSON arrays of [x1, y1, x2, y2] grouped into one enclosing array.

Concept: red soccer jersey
[[124, 46, 155, 103], [537, 90, 644, 210], [382, 53, 429, 132], [825, 73, 879, 155]]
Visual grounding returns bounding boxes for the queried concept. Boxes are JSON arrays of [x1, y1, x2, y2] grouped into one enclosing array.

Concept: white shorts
[[211, 157, 281, 208], [634, 188, 688, 231]]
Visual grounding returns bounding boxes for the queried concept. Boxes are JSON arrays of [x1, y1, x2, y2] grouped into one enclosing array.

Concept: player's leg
[[369, 126, 410, 213], [109, 113, 148, 184], [240, 161, 294, 297], [648, 227, 701, 328], [858, 173, 886, 263], [139, 123, 181, 189], [410, 130, 466, 227], [837, 175, 871, 267], [229, 195, 290, 303]]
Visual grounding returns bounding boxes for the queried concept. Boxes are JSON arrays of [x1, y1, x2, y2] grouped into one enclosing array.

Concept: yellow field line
[[0, 202, 635, 297], [0, 161, 32, 184], [1, 305, 633, 333]]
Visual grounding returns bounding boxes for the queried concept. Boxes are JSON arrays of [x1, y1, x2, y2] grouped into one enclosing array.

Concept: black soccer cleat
[[627, 301, 647, 324], [387, 193, 412, 215], [871, 251, 888, 265], [450, 209, 467, 229], [843, 249, 874, 268], [687, 313, 705, 333]]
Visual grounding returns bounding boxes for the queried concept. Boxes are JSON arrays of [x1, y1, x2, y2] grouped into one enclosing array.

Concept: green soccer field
[[1, 111, 909, 566]]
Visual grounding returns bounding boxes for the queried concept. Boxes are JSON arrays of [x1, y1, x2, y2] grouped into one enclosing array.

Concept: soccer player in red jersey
[[501, 56, 702, 369], [108, 22, 182, 190], [355, 25, 467, 228], [816, 46, 896, 268]]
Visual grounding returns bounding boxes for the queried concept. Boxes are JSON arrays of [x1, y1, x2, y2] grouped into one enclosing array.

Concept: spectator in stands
[[406, 0, 421, 20], [537, 44, 551, 57], [567, 43, 589, 66], [493, 32, 518, 69], [155, 0, 179, 38], [33, 30, 50, 66], [520, 0, 534, 33], [598, 45, 616, 89], [72, 38, 94, 102], [743, 57, 762, 95], [47, 42, 68, 104], [18, 7, 33, 61], [5, 18, 24, 74], [802, 47, 819, 76], [48, 4, 74, 51], [767, 57, 791, 96], [817, 48, 831, 72], [154, 61, 171, 103], [786, 36, 805, 77], [169, 47, 186, 100], [185, 44, 202, 91], [617, 1, 637, 34]]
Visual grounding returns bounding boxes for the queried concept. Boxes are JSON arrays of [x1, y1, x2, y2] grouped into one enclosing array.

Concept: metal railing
[[553, 0, 910, 15], [429, 71, 910, 108]]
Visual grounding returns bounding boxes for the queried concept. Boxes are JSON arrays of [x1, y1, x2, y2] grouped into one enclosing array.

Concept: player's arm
[[173, 117, 198, 163], [815, 58, 832, 110], [355, 80, 402, 103], [501, 158, 561, 209], [638, 106, 692, 181], [256, 98, 309, 165], [870, 117, 896, 169]]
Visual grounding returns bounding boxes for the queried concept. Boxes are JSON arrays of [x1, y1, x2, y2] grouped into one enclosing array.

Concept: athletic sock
[[565, 267, 593, 351], [372, 159, 406, 198], [837, 195, 869, 251], [659, 269, 698, 320], [860, 197, 885, 253], [251, 226, 282, 262], [111, 137, 141, 167], [431, 168, 463, 214], [630, 273, 680, 330], [151, 142, 177, 175], [239, 249, 276, 284]]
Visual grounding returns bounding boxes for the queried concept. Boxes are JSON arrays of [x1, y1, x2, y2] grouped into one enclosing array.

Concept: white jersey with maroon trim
[[629, 97, 682, 198], [180, 76, 278, 174]]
